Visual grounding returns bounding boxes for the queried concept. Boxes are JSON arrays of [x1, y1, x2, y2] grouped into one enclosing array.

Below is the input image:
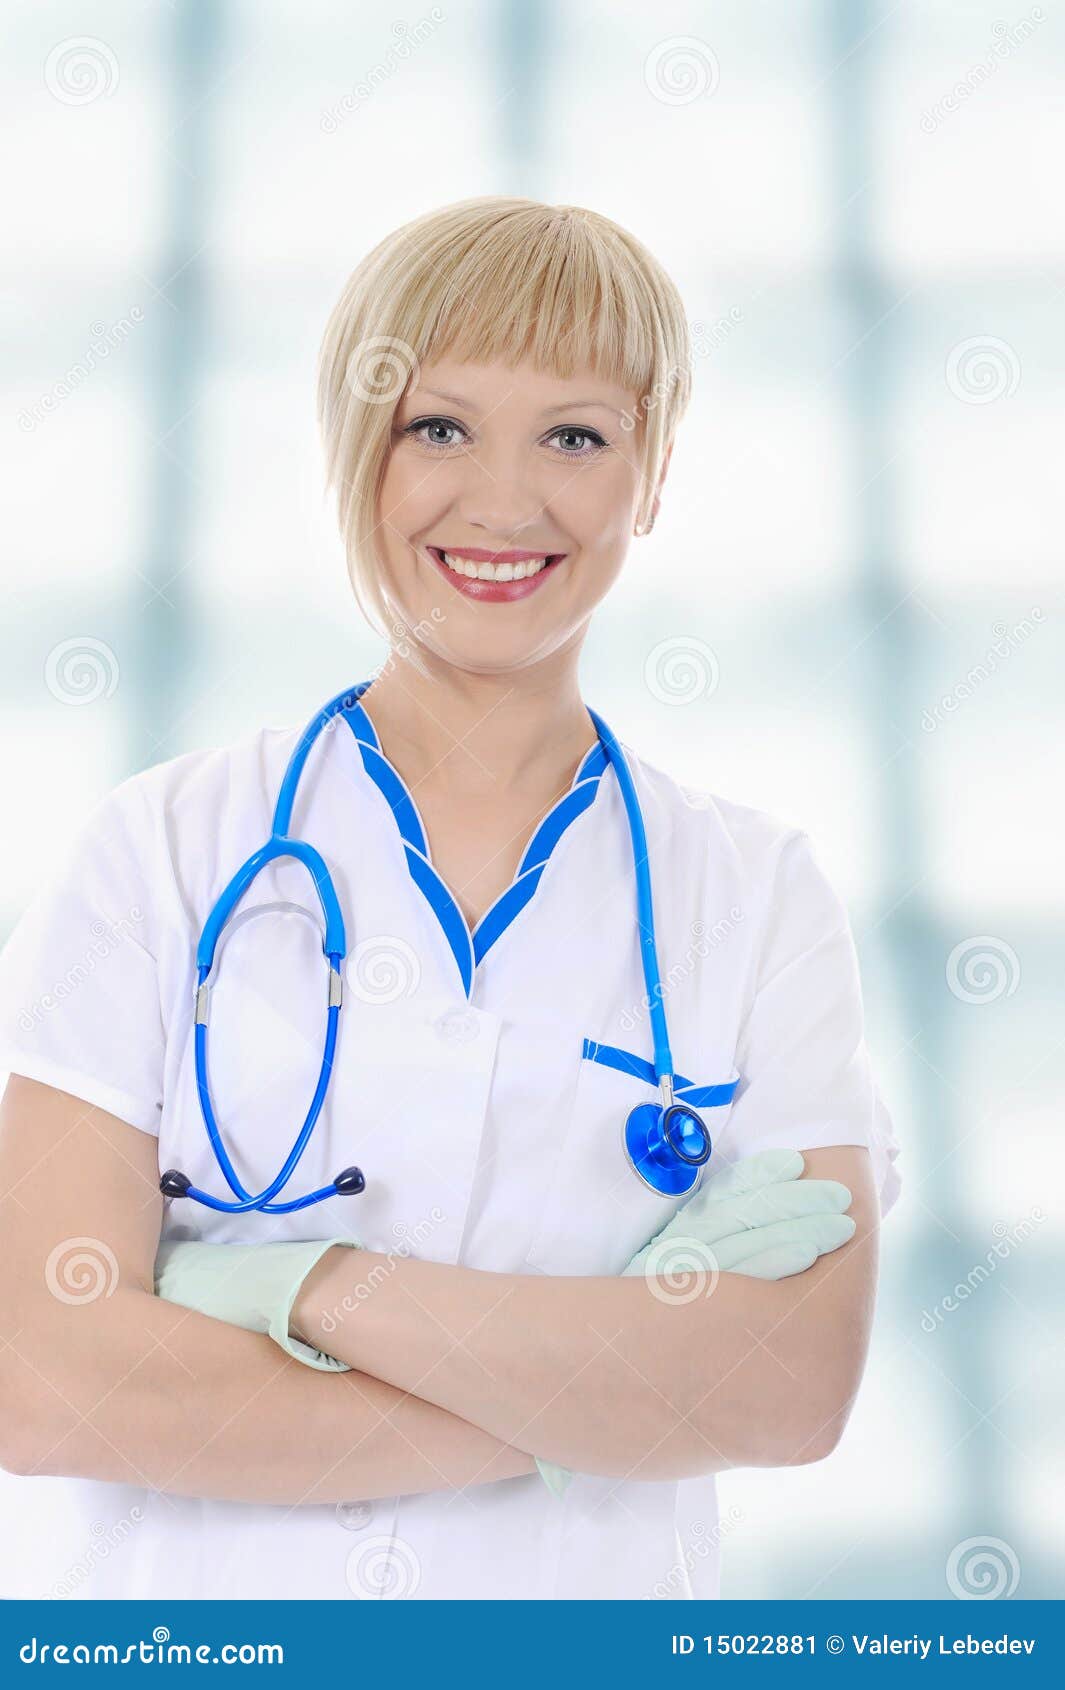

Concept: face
[[374, 357, 667, 676]]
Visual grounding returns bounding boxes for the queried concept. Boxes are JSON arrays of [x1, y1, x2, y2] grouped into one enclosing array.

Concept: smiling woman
[[0, 196, 900, 1603], [317, 197, 689, 649]]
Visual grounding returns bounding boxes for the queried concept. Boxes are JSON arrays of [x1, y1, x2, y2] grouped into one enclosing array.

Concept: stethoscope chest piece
[[624, 1100, 712, 1198]]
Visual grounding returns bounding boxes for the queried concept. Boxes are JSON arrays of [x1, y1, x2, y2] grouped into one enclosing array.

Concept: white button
[[335, 1500, 375, 1531], [433, 1008, 479, 1045]]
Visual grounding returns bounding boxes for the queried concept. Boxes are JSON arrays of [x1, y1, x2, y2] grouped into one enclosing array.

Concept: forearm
[[4, 1289, 533, 1503], [292, 1251, 849, 1480]]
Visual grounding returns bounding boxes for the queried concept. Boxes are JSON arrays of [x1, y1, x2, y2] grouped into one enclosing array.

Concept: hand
[[624, 1148, 854, 1281], [535, 1149, 854, 1500], [154, 1237, 360, 1370]]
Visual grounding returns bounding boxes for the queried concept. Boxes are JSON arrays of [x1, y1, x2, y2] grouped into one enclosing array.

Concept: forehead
[[401, 356, 638, 416]]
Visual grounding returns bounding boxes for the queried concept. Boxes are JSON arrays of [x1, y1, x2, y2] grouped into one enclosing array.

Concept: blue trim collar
[[341, 685, 605, 997]]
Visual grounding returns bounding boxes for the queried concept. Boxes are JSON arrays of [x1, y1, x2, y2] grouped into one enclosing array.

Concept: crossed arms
[[0, 1076, 879, 1505]]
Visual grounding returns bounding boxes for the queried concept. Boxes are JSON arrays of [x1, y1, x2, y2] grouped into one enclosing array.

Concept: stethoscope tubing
[[166, 683, 707, 1212]]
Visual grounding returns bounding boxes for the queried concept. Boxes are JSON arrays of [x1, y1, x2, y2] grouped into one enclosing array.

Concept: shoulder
[[72, 722, 307, 921], [623, 743, 850, 946], [625, 742, 809, 877], [111, 722, 300, 824]]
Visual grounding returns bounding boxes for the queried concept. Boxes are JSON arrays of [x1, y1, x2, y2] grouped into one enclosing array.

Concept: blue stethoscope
[[159, 682, 713, 1213]]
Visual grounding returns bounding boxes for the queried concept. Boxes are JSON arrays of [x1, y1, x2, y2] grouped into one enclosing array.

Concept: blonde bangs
[[317, 197, 691, 634]]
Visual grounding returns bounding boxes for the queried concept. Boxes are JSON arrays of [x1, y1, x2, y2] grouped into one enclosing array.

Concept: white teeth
[[439, 550, 551, 583]]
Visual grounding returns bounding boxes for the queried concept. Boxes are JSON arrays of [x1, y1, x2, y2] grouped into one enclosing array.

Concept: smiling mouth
[[427, 546, 565, 583]]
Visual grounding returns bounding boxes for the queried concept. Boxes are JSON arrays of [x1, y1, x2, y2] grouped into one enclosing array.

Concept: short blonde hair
[[316, 196, 692, 635]]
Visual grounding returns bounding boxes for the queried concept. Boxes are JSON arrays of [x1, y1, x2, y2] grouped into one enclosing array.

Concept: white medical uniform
[[0, 691, 900, 1601]]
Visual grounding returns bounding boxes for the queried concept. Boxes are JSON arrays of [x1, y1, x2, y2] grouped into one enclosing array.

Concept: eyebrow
[[408, 388, 626, 422]]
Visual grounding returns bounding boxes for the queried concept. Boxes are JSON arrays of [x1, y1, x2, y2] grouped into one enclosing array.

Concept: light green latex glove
[[535, 1149, 855, 1501], [154, 1237, 360, 1371]]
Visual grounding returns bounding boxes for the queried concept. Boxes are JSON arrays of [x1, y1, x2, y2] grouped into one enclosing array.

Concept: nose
[[452, 450, 548, 540]]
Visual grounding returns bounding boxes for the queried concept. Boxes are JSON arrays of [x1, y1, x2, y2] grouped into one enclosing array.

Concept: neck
[[359, 646, 596, 797]]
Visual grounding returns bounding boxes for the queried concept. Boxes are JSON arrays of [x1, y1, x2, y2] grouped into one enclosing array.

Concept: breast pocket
[[523, 1046, 737, 1277]]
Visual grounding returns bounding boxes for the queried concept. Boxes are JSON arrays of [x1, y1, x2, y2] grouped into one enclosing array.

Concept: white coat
[[0, 689, 901, 1599]]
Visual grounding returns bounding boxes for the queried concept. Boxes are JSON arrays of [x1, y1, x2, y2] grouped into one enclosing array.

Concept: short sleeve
[[0, 777, 166, 1135], [718, 830, 902, 1218]]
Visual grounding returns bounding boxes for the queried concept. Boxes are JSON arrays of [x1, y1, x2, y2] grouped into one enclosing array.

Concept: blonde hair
[[316, 196, 692, 635]]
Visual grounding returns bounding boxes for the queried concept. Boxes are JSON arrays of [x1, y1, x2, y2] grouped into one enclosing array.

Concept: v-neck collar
[[339, 683, 607, 998]]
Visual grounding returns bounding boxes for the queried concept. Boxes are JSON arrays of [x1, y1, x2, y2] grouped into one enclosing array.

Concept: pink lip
[[426, 546, 565, 604]]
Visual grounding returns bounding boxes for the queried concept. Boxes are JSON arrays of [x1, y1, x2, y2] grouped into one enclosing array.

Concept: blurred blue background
[[2, 0, 1062, 1600]]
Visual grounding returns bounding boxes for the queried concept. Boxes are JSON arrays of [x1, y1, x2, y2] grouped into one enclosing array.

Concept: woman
[[0, 198, 900, 1601]]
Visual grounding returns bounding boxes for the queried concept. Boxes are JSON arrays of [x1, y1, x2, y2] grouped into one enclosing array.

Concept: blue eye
[[403, 417, 468, 450], [400, 417, 607, 457], [546, 426, 607, 456]]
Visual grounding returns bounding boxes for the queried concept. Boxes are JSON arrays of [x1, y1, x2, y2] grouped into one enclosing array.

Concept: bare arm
[[291, 1145, 880, 1481], [0, 1076, 532, 1502]]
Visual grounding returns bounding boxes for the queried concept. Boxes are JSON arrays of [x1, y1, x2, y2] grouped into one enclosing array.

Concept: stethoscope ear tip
[[159, 1168, 192, 1199], [333, 1165, 366, 1196]]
